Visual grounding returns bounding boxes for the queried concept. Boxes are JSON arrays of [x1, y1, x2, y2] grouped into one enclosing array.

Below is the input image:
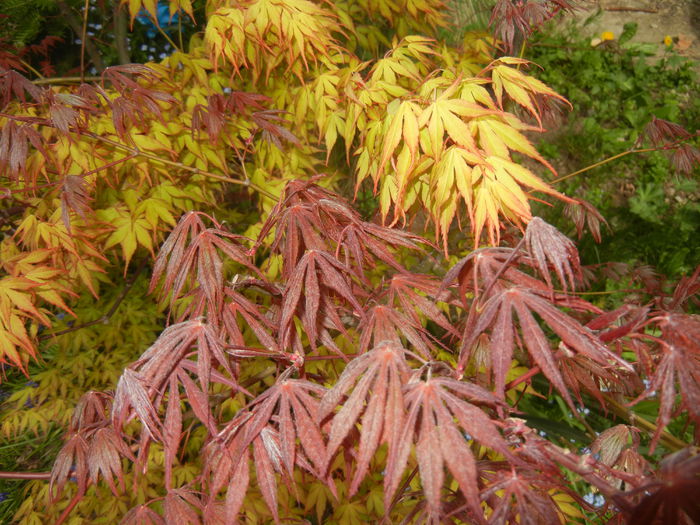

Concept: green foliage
[[527, 21, 700, 279]]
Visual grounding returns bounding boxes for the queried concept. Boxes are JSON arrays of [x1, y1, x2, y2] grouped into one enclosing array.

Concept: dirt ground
[[569, 0, 700, 65]]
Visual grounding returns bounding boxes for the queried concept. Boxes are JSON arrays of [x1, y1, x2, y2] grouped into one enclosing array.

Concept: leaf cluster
[[0, 1, 699, 524]]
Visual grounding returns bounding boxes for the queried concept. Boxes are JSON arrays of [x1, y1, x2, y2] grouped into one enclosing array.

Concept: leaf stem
[[0, 471, 51, 480], [40, 258, 148, 340], [80, 0, 90, 81], [33, 76, 102, 85], [602, 394, 687, 452], [507, 370, 688, 451], [84, 132, 278, 200], [552, 148, 656, 184]]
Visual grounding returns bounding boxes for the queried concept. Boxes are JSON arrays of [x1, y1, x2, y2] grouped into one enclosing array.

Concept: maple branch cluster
[[49, 179, 700, 524], [1, 0, 699, 522]]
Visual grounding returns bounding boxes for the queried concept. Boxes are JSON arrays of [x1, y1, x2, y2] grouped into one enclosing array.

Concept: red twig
[[0, 471, 51, 480]]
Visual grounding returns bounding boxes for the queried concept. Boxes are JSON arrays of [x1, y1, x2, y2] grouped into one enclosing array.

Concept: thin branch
[[33, 76, 102, 85], [552, 148, 656, 184], [40, 259, 148, 341], [381, 465, 419, 524], [605, 6, 658, 13], [478, 238, 526, 306], [84, 132, 278, 200], [0, 471, 51, 480], [18, 59, 45, 80], [113, 4, 131, 65], [507, 366, 688, 452], [602, 394, 687, 452], [56, 0, 105, 73], [55, 491, 84, 525], [552, 135, 698, 185], [80, 0, 90, 80]]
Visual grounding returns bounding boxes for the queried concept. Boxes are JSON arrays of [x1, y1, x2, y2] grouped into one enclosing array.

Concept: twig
[[552, 148, 656, 184], [56, 0, 104, 73], [605, 7, 658, 13], [84, 132, 278, 200], [0, 471, 51, 480], [33, 76, 102, 85], [602, 394, 687, 452], [382, 465, 419, 523], [80, 0, 90, 81], [507, 367, 688, 452], [113, 4, 131, 65], [40, 259, 148, 341], [553, 133, 699, 185], [479, 238, 526, 306], [55, 491, 83, 525]]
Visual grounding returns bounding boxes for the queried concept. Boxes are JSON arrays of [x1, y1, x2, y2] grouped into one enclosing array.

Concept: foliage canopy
[[0, 0, 699, 524]]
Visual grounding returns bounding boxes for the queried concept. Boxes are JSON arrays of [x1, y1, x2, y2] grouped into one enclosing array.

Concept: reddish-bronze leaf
[[279, 249, 363, 352], [163, 488, 202, 525], [150, 212, 261, 325], [0, 66, 43, 107], [113, 320, 234, 443], [358, 304, 437, 359], [524, 217, 582, 292], [385, 375, 511, 520], [459, 286, 632, 407], [201, 377, 327, 522], [87, 427, 134, 496], [60, 174, 92, 231], [50, 433, 88, 502], [633, 313, 700, 449], [482, 469, 570, 525], [385, 273, 459, 337], [319, 341, 411, 495], [163, 377, 182, 491], [624, 449, 700, 525], [120, 504, 166, 525], [564, 198, 608, 244]]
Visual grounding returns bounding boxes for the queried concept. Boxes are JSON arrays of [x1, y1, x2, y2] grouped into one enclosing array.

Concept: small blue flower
[[0, 492, 10, 502], [135, 2, 180, 39]]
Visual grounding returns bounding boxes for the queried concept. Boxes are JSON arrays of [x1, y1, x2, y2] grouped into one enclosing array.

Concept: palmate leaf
[[319, 342, 513, 521], [52, 392, 134, 504], [279, 249, 364, 353], [163, 488, 202, 525], [486, 57, 572, 127], [150, 211, 258, 314], [257, 180, 427, 284], [112, 320, 236, 443], [387, 272, 456, 325], [120, 504, 166, 525], [336, 220, 427, 280], [633, 313, 700, 448], [458, 285, 632, 408], [470, 156, 572, 246], [0, 66, 44, 108], [387, 375, 513, 522], [59, 173, 93, 232], [358, 304, 440, 359], [319, 341, 411, 497], [256, 180, 351, 274], [481, 469, 576, 525], [622, 449, 700, 525], [203, 378, 328, 523], [442, 244, 595, 311], [559, 352, 640, 408], [523, 217, 582, 293]]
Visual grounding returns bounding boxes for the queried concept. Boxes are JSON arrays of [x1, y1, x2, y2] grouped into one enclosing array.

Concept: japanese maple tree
[[1, 0, 699, 524]]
